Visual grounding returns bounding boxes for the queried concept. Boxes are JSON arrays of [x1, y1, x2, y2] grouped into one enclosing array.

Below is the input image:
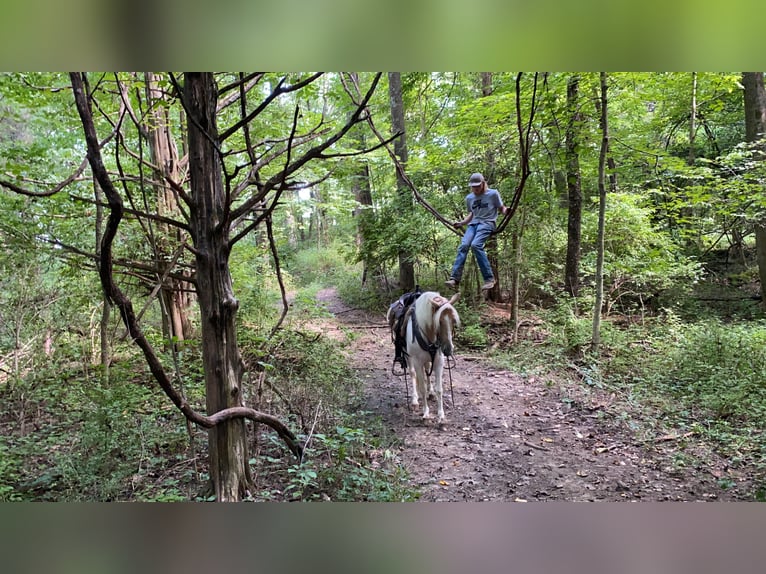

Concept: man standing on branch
[[445, 172, 509, 291]]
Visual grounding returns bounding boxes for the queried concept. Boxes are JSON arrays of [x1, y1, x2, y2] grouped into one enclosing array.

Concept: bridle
[[408, 308, 456, 407]]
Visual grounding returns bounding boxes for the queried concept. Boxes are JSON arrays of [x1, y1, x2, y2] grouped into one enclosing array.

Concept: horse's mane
[[414, 292, 460, 342]]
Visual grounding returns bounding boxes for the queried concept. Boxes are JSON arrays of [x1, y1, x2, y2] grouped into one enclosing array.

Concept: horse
[[403, 291, 460, 423]]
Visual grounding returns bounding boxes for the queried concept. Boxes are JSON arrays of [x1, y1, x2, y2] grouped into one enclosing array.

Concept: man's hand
[[453, 221, 464, 228]]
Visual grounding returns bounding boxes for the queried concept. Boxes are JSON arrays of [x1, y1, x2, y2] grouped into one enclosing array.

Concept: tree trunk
[[591, 73, 609, 353], [389, 72, 415, 292], [592, 82, 617, 192], [564, 74, 583, 298], [185, 73, 253, 501], [145, 72, 194, 346], [480, 72, 503, 301], [688, 72, 697, 165], [353, 161, 373, 284], [93, 175, 111, 379], [510, 208, 526, 342], [349, 73, 374, 285], [742, 72, 766, 306]]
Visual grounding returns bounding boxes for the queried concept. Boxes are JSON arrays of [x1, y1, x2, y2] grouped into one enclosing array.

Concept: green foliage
[[257, 419, 416, 502], [659, 321, 766, 424], [287, 240, 353, 288], [581, 193, 702, 310], [353, 198, 437, 276], [560, 313, 766, 482], [0, 436, 21, 501], [452, 302, 489, 349], [458, 324, 488, 349]]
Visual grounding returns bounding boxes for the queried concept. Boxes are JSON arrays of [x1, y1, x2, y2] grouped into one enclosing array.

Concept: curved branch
[[266, 214, 290, 338], [495, 72, 539, 235], [349, 72, 540, 238]]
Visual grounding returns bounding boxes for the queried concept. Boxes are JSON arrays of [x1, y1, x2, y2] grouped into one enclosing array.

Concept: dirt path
[[318, 288, 751, 501]]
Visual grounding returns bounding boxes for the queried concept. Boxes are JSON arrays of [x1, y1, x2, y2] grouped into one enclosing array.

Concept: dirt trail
[[318, 288, 750, 501]]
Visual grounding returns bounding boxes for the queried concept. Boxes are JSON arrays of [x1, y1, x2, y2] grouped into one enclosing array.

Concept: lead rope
[[402, 363, 410, 405], [445, 354, 456, 408]]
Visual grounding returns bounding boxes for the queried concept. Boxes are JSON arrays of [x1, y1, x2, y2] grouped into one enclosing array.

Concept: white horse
[[404, 291, 460, 423]]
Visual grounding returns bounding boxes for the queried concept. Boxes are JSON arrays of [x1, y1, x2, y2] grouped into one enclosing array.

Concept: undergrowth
[[0, 241, 415, 502], [492, 297, 766, 498]]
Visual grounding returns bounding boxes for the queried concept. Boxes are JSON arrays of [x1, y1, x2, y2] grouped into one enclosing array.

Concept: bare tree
[[66, 71, 383, 500], [389, 72, 415, 292]]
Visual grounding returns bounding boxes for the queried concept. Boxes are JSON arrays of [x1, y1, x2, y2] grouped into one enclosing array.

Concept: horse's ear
[[430, 294, 448, 309], [448, 293, 460, 305]]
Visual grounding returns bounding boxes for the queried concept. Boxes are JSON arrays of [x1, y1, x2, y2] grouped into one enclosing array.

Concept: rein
[[410, 310, 456, 407]]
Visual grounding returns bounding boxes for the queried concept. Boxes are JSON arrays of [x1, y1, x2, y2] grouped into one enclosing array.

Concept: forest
[[1, 72, 765, 502]]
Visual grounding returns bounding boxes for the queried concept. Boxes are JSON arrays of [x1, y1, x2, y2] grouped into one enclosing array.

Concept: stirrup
[[391, 358, 407, 376]]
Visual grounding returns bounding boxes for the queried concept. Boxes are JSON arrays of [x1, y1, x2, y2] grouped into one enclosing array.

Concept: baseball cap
[[468, 173, 484, 186]]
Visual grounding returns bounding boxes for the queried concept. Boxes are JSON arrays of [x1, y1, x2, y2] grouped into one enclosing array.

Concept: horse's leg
[[433, 353, 446, 423], [407, 359, 419, 409], [426, 363, 435, 399], [414, 361, 431, 419]]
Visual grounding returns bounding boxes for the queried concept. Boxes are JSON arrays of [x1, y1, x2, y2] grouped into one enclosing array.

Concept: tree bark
[[349, 73, 374, 285], [480, 72, 503, 301], [688, 72, 697, 165], [185, 72, 253, 501], [144, 72, 193, 346], [564, 74, 583, 298], [591, 73, 609, 352], [742, 72, 766, 306], [388, 72, 415, 292]]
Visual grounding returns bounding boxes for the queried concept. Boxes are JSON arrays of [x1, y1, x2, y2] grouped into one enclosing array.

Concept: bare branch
[[266, 215, 290, 337], [218, 72, 265, 112], [228, 73, 383, 227], [219, 73, 324, 141], [0, 156, 89, 197], [495, 72, 539, 235]]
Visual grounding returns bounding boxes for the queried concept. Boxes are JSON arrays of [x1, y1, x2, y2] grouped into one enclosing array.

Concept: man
[[445, 172, 508, 291]]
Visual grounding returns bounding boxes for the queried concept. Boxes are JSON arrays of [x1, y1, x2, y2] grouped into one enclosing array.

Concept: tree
[[591, 72, 609, 352], [389, 72, 416, 292], [143, 72, 194, 347], [345, 73, 374, 285], [480, 72, 503, 301], [63, 72, 384, 500], [742, 72, 766, 305], [564, 73, 583, 298]]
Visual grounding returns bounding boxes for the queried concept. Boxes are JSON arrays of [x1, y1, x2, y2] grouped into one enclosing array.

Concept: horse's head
[[434, 293, 460, 357]]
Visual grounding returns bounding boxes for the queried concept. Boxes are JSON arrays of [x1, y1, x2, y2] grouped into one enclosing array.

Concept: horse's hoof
[[437, 422, 448, 431]]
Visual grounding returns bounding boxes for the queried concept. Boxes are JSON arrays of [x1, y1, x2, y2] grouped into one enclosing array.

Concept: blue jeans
[[450, 221, 495, 282]]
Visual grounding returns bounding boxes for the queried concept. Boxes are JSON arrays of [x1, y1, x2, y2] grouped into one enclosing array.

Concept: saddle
[[388, 285, 422, 374]]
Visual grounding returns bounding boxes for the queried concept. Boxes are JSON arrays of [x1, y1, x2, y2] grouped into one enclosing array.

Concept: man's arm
[[453, 212, 473, 228]]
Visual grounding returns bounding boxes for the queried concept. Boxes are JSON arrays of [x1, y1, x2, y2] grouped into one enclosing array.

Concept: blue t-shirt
[[465, 188, 504, 224]]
